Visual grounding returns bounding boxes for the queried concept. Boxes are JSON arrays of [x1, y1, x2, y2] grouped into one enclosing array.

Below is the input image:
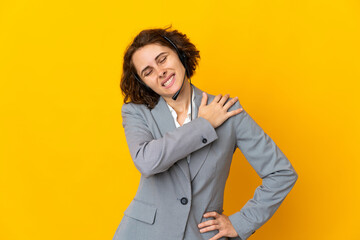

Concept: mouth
[[161, 74, 175, 88]]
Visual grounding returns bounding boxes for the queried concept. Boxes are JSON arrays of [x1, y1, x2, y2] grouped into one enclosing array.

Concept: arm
[[228, 101, 298, 240], [121, 103, 218, 177]]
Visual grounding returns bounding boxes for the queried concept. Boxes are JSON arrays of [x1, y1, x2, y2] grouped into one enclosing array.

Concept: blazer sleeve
[[228, 101, 298, 240], [121, 103, 218, 177]]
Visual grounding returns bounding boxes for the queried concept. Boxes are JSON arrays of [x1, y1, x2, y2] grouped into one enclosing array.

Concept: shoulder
[[229, 98, 244, 112], [121, 102, 149, 115], [226, 97, 247, 128], [204, 92, 244, 112], [120, 102, 154, 128]]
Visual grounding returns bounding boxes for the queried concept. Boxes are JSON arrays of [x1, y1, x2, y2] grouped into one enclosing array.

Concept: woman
[[113, 27, 298, 240]]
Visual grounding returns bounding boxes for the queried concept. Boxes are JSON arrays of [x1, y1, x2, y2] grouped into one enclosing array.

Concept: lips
[[161, 74, 175, 87]]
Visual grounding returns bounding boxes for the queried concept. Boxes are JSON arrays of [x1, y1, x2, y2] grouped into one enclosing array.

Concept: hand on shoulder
[[198, 93, 243, 128]]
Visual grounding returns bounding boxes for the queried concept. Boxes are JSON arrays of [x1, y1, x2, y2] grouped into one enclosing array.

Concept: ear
[[178, 51, 187, 67], [181, 52, 187, 61]]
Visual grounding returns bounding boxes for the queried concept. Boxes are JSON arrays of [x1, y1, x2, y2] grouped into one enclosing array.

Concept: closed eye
[[159, 56, 167, 63], [144, 70, 153, 77]]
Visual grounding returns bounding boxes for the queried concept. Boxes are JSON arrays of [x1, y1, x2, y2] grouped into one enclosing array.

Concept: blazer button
[[180, 197, 188, 205], [202, 138, 207, 144]]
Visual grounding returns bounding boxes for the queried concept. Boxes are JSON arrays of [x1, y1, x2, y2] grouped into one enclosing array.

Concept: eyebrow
[[140, 52, 167, 77]]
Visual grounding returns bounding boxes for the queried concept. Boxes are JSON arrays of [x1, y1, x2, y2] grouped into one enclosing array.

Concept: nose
[[158, 69, 167, 79]]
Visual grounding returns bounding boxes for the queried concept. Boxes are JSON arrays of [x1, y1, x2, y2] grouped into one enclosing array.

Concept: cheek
[[176, 61, 186, 74], [142, 78, 163, 94], [143, 77, 157, 87]]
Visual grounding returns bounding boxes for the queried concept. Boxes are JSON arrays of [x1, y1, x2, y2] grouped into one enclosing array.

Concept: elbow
[[294, 169, 298, 180], [131, 144, 167, 178], [131, 146, 156, 177], [133, 159, 156, 178], [273, 167, 298, 188], [139, 167, 156, 178], [133, 154, 163, 178], [289, 168, 298, 187], [139, 171, 153, 178]]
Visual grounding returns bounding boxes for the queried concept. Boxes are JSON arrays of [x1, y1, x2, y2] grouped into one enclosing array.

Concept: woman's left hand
[[198, 212, 239, 240]]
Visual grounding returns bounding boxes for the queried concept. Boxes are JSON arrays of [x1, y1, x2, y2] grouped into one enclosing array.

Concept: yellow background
[[1, 0, 359, 239]]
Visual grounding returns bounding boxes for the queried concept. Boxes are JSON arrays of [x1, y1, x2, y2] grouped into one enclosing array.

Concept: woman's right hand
[[198, 92, 243, 128]]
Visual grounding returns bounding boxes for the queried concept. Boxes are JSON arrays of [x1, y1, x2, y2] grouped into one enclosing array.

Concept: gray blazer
[[113, 85, 298, 240]]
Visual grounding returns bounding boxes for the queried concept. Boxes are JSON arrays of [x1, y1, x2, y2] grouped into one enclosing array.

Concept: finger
[[212, 94, 222, 104], [199, 224, 219, 234], [203, 211, 219, 218], [200, 92, 208, 107], [198, 220, 217, 228], [223, 96, 238, 110], [226, 108, 244, 118], [209, 232, 224, 240], [218, 94, 230, 106]]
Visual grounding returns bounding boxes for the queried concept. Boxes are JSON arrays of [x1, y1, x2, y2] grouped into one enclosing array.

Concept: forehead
[[132, 43, 174, 71]]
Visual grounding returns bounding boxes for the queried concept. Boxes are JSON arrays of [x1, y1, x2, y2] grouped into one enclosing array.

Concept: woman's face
[[132, 43, 187, 99]]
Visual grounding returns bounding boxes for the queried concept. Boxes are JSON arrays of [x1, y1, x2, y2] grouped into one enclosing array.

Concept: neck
[[163, 80, 192, 114]]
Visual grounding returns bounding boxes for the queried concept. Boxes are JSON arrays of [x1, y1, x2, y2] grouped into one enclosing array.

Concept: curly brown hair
[[120, 26, 200, 109]]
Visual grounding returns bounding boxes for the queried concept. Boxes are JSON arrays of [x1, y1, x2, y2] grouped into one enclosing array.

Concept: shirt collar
[[166, 87, 195, 118]]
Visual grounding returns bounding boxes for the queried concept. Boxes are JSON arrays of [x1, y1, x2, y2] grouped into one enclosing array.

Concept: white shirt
[[166, 87, 195, 163]]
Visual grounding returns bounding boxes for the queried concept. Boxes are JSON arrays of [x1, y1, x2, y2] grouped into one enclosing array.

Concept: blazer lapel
[[150, 85, 213, 182], [150, 96, 191, 181], [150, 96, 176, 137], [189, 85, 213, 181]]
